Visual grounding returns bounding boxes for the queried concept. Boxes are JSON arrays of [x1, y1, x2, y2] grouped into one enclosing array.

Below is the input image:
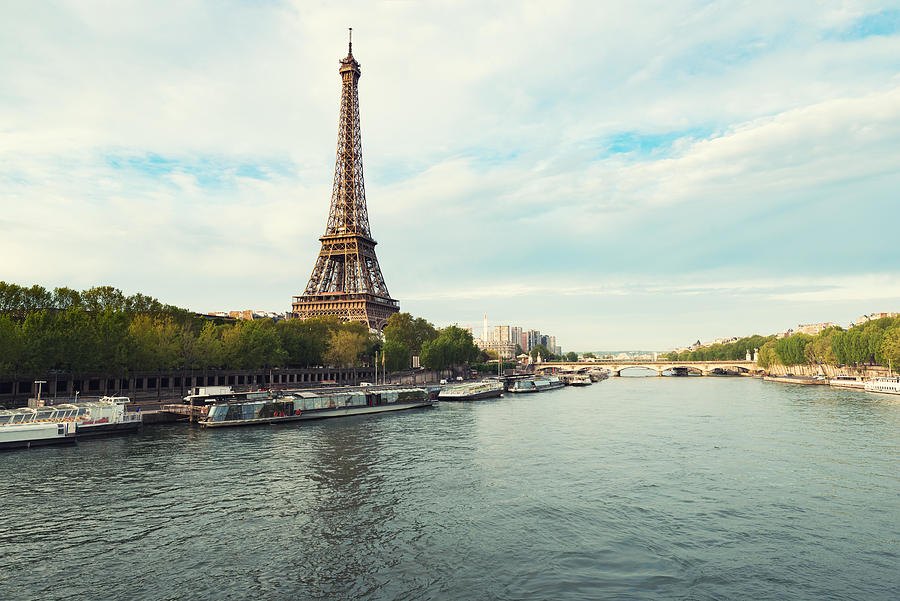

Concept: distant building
[[524, 329, 541, 352], [852, 312, 898, 327], [795, 322, 837, 335], [510, 326, 523, 350], [476, 338, 517, 359], [217, 310, 286, 321]]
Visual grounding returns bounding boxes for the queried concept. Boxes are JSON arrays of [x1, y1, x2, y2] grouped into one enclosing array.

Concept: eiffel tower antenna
[[292, 33, 399, 331]]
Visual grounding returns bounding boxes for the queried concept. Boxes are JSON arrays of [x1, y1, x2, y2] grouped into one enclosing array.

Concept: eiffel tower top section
[[325, 28, 371, 240]]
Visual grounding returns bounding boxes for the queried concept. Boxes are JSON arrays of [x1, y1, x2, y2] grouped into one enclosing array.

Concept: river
[[1, 378, 897, 600]]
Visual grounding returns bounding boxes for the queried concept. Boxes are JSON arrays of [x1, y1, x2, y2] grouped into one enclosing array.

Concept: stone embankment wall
[[386, 367, 465, 385], [764, 363, 891, 378]]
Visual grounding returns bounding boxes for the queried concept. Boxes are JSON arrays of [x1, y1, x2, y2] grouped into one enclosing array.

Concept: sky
[[1, 1, 899, 351]]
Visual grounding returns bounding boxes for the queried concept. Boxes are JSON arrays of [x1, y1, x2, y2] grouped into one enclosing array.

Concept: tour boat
[[199, 387, 435, 428], [507, 378, 539, 393], [864, 377, 900, 395], [829, 375, 866, 389], [559, 374, 592, 386], [587, 369, 609, 382], [0, 421, 77, 450], [534, 376, 565, 391], [0, 396, 140, 449], [438, 380, 504, 401]]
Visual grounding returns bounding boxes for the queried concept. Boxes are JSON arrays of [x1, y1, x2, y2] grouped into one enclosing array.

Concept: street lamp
[[35, 380, 47, 406]]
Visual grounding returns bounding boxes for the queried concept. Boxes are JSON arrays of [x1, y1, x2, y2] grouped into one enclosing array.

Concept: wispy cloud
[[1, 1, 898, 347]]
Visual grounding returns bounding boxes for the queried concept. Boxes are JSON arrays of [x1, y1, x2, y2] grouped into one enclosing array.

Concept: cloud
[[1, 1, 898, 346]]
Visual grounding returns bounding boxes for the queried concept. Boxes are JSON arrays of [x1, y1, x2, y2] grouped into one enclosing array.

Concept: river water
[[1, 378, 898, 600]]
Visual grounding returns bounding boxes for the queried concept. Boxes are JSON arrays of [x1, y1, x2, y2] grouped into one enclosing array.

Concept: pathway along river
[[1, 378, 898, 600]]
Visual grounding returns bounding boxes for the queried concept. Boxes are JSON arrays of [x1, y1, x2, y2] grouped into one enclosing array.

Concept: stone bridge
[[536, 360, 759, 377]]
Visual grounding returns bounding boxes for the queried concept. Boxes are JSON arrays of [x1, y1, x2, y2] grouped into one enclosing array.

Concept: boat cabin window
[[0, 415, 10, 425], [77, 408, 88, 417], [34, 411, 53, 421], [11, 414, 24, 423]]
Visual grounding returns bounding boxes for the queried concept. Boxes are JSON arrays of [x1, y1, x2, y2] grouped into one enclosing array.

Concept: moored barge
[[438, 380, 504, 401], [199, 387, 435, 428]]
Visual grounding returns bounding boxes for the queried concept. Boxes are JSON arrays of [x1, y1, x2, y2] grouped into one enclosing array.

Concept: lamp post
[[35, 380, 47, 406]]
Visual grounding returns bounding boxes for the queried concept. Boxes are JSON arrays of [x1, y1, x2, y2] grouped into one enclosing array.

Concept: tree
[[384, 313, 437, 353], [325, 329, 368, 367], [583, 352, 596, 359], [420, 325, 480, 369], [81, 286, 127, 313], [774, 334, 813, 366], [564, 351, 578, 362], [757, 340, 778, 368], [52, 287, 82, 310], [0, 314, 23, 376], [805, 327, 839, 365], [880, 326, 900, 373], [129, 314, 181, 371], [529, 344, 552, 361], [382, 339, 411, 372], [221, 319, 285, 369]]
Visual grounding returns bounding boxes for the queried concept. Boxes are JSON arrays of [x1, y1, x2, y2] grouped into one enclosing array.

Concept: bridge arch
[[616, 365, 663, 377]]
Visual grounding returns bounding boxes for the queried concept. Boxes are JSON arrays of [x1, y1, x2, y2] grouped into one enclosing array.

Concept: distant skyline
[[2, 2, 899, 349]]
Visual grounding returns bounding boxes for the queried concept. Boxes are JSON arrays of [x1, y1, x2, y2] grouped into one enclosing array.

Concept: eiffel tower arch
[[292, 31, 399, 331]]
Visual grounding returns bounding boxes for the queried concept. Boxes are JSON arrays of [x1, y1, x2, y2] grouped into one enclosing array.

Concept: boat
[[559, 374, 592, 386], [587, 369, 609, 382], [438, 380, 504, 401], [864, 377, 900, 395], [0, 396, 140, 449], [199, 387, 435, 428], [507, 378, 539, 393], [184, 385, 276, 405], [534, 376, 565, 391], [0, 421, 77, 450], [829, 375, 866, 389]]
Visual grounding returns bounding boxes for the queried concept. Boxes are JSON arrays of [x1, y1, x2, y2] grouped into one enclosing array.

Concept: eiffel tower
[[292, 30, 399, 331]]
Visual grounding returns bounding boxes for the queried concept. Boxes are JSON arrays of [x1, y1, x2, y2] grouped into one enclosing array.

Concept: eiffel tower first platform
[[292, 31, 399, 331]]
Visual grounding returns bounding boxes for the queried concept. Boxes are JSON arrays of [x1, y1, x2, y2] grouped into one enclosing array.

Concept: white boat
[[0, 421, 77, 450], [864, 377, 900, 395], [0, 396, 141, 450], [829, 375, 865, 389], [438, 380, 504, 401], [559, 374, 592, 386], [534, 376, 565, 391], [507, 378, 538, 393]]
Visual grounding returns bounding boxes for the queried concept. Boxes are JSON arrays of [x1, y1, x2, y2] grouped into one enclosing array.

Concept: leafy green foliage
[[0, 282, 380, 375], [420, 325, 480, 369], [529, 344, 552, 361]]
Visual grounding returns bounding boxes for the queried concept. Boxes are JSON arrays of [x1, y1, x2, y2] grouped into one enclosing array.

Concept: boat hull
[[76, 420, 142, 437], [438, 389, 503, 401], [0, 423, 77, 451], [201, 400, 435, 428]]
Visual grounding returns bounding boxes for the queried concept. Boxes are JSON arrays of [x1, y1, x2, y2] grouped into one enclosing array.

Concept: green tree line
[[0, 283, 488, 378], [381, 313, 482, 370], [661, 316, 900, 371], [0, 282, 378, 377]]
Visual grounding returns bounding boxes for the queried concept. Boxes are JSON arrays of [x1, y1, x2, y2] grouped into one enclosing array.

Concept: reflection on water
[[1, 380, 897, 601]]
